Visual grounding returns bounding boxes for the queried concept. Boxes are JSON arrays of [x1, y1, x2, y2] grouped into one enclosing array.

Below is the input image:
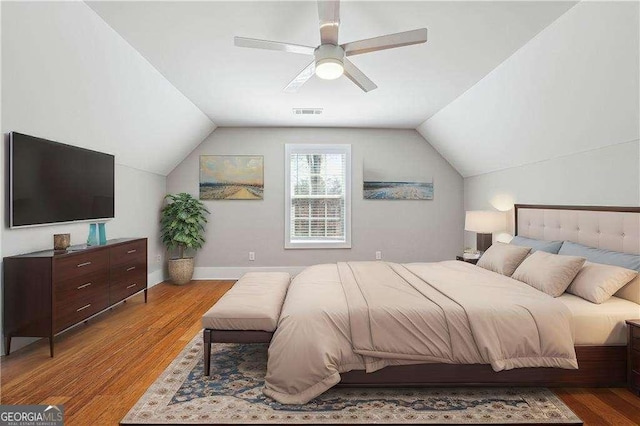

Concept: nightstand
[[456, 255, 479, 265], [626, 319, 640, 395]]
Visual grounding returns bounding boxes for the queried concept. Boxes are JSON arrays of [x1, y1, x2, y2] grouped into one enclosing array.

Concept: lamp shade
[[465, 210, 506, 233]]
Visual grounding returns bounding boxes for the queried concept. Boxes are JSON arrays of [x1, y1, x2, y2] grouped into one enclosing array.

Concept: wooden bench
[[201, 272, 291, 376]]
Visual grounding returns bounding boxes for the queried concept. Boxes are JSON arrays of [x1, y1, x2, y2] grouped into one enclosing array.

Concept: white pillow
[[567, 261, 638, 304], [477, 242, 531, 276], [512, 251, 586, 297], [614, 275, 640, 305]]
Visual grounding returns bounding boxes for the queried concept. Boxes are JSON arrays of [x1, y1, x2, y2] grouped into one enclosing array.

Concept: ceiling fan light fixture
[[234, 0, 428, 92], [315, 58, 344, 80]]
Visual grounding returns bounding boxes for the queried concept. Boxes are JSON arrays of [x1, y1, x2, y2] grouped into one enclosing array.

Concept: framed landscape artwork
[[200, 155, 264, 200], [363, 181, 433, 200]]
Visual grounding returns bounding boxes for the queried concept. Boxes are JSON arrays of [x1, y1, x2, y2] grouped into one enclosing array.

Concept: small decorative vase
[[53, 233, 71, 251], [87, 223, 98, 246], [98, 223, 107, 245]]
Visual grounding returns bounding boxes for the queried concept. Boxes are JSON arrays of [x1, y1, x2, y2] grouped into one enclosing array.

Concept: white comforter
[[263, 261, 578, 404]]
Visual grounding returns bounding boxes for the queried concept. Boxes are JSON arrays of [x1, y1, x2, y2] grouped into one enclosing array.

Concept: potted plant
[[160, 193, 209, 285]]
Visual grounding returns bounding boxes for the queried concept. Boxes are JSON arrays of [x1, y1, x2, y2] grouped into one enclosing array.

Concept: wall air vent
[[292, 108, 323, 115]]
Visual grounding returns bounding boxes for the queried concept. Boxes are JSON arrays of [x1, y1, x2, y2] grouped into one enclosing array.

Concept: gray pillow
[[510, 236, 563, 254], [558, 241, 640, 271]]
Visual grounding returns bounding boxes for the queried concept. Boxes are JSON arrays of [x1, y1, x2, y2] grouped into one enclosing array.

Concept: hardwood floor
[[1, 280, 638, 425], [0, 280, 234, 425]]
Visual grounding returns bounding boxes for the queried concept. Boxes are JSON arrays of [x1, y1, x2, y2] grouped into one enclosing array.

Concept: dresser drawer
[[110, 270, 146, 304], [54, 287, 109, 333], [55, 250, 109, 282], [631, 371, 640, 392], [54, 271, 109, 304], [110, 255, 147, 281], [110, 240, 146, 267], [633, 337, 640, 353], [633, 326, 640, 340], [632, 351, 640, 374]]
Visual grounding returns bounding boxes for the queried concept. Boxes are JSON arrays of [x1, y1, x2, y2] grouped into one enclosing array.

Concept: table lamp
[[465, 210, 506, 252]]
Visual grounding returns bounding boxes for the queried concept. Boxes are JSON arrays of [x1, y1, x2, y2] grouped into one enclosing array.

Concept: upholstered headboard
[[515, 204, 640, 255]]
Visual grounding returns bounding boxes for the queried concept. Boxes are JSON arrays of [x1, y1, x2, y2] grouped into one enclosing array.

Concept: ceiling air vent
[[293, 108, 323, 115]]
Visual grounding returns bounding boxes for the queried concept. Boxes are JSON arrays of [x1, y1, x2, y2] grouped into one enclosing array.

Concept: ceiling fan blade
[[343, 59, 377, 92], [234, 36, 315, 56], [342, 28, 428, 57], [318, 0, 340, 45], [284, 61, 316, 93]]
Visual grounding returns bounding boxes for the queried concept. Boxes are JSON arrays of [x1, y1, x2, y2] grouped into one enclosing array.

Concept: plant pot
[[168, 258, 194, 285]]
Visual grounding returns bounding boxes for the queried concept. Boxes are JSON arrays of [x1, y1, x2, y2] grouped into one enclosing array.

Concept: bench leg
[[203, 329, 212, 376]]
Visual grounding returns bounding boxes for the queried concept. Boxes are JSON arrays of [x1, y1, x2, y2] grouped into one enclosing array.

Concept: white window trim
[[284, 143, 351, 249]]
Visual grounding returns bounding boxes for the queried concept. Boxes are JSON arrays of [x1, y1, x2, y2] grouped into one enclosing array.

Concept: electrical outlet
[[249, 252, 255, 261], [375, 251, 382, 260], [156, 254, 162, 264]]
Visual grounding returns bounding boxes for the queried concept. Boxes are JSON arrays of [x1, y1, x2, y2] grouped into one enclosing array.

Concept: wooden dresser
[[627, 319, 640, 395], [3, 238, 148, 357]]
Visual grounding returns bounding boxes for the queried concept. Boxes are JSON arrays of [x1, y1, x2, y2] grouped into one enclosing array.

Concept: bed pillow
[[558, 241, 640, 271], [511, 251, 586, 297], [558, 241, 640, 304], [567, 261, 638, 304], [477, 242, 531, 276], [509, 236, 563, 254], [615, 275, 640, 304]]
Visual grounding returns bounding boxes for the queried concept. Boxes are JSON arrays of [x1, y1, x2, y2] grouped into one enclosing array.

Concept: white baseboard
[[148, 268, 166, 287], [193, 266, 305, 280]]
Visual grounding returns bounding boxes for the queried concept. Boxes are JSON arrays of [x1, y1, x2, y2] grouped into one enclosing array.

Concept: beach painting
[[363, 181, 433, 200], [200, 155, 264, 200]]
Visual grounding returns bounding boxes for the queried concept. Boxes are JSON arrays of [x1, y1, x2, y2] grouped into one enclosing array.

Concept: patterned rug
[[121, 333, 582, 424]]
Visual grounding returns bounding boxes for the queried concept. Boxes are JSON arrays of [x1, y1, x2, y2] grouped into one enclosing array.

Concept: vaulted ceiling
[[6, 1, 635, 179], [87, 1, 575, 129], [418, 0, 639, 177], [2, 1, 216, 176]]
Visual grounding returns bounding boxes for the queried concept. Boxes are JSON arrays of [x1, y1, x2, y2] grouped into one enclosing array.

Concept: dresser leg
[[5, 336, 11, 356], [49, 335, 54, 358], [144, 289, 148, 303]]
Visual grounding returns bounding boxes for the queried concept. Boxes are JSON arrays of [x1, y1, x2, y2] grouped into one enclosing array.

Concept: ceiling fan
[[234, 0, 428, 93]]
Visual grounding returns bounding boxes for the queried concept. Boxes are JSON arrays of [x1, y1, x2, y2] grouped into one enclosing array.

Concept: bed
[[263, 204, 640, 404]]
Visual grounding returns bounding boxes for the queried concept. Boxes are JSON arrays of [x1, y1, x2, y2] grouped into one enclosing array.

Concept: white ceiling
[[87, 1, 575, 129]]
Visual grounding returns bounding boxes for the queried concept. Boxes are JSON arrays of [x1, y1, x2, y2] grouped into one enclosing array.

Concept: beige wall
[[415, 1, 639, 249], [167, 127, 464, 276], [463, 141, 640, 248]]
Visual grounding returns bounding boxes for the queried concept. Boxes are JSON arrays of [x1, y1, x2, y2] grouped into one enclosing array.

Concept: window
[[285, 144, 351, 249]]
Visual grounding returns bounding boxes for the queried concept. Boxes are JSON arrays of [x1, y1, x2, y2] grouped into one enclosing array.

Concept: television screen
[[10, 132, 115, 227]]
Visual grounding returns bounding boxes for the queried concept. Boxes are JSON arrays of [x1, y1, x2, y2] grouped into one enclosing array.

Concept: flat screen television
[[10, 132, 115, 227]]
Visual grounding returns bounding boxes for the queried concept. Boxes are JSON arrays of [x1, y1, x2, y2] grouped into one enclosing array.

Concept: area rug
[[121, 333, 582, 425]]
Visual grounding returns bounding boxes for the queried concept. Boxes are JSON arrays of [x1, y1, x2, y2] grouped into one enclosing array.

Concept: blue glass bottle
[[98, 223, 107, 245], [87, 223, 98, 246]]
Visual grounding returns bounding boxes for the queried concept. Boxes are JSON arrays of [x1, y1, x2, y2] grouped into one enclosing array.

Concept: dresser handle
[[126, 283, 137, 289], [126, 266, 136, 272], [76, 304, 91, 312], [77, 282, 92, 290], [77, 261, 92, 268], [127, 249, 137, 254]]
